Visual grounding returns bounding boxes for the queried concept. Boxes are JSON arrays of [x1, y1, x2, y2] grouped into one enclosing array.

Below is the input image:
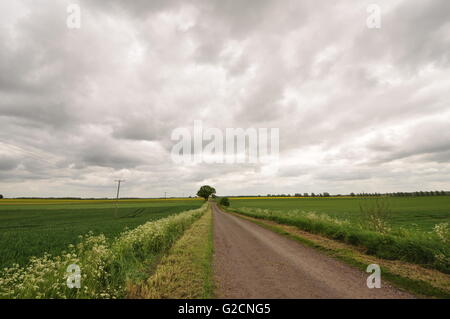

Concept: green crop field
[[0, 199, 202, 269], [229, 196, 450, 231]]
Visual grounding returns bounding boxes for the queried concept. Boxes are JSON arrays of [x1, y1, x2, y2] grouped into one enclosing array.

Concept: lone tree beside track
[[197, 185, 216, 201]]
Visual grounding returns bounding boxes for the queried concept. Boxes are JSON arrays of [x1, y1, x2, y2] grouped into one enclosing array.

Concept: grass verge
[[225, 209, 450, 299], [129, 205, 214, 298]]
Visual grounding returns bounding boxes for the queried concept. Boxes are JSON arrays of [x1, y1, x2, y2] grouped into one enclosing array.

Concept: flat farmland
[[229, 196, 450, 231], [0, 199, 202, 269]]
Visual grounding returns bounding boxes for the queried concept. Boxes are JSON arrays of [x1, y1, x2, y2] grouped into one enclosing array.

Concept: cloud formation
[[0, 0, 449, 197]]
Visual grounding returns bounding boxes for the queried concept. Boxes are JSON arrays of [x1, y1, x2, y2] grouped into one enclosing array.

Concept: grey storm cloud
[[0, 0, 449, 197], [0, 155, 18, 171]]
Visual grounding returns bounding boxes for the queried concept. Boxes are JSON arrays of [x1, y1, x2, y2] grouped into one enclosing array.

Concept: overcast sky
[[0, 0, 449, 198]]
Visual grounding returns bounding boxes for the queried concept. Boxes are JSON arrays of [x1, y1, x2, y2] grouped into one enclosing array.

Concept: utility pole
[[114, 180, 125, 218], [164, 192, 167, 199]]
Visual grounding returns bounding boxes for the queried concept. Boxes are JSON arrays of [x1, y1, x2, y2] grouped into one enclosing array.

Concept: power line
[[114, 180, 125, 218], [0, 140, 56, 165], [115, 180, 125, 200]]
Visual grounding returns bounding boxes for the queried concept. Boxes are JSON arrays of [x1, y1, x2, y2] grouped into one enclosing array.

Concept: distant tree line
[[265, 191, 449, 198], [384, 191, 448, 197], [346, 191, 449, 197], [268, 192, 331, 197]]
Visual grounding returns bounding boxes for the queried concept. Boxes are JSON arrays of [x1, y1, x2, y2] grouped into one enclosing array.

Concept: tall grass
[[228, 206, 450, 274], [358, 198, 392, 233], [0, 204, 207, 299]]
